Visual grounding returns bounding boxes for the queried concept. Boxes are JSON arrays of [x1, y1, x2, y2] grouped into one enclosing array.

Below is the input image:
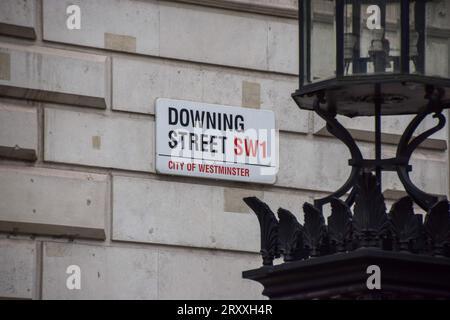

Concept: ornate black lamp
[[243, 0, 450, 299]]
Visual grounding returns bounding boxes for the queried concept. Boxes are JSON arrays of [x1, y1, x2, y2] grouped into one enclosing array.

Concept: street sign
[[155, 98, 278, 184]]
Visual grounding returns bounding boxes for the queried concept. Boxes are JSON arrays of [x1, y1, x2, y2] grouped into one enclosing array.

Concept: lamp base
[[243, 248, 450, 300]]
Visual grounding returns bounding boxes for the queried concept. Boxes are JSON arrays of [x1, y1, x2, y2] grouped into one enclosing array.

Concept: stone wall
[[0, 0, 448, 299]]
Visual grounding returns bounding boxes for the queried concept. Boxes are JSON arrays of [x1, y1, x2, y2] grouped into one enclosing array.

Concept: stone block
[[0, 166, 107, 239], [42, 242, 158, 299], [112, 175, 309, 252], [43, 0, 159, 55], [159, 3, 268, 70], [44, 0, 298, 74], [113, 57, 307, 133], [0, 0, 37, 39], [44, 108, 154, 172], [276, 133, 374, 192], [157, 247, 264, 299], [0, 44, 110, 108], [0, 102, 37, 160], [0, 238, 36, 299]]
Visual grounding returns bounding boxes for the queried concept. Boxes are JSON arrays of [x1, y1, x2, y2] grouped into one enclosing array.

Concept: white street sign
[[155, 98, 278, 184]]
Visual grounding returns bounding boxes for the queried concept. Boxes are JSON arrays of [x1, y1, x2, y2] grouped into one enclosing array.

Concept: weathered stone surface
[[43, 0, 159, 55], [41, 241, 263, 299], [0, 166, 107, 239], [44, 108, 154, 172], [426, 38, 449, 78], [268, 19, 298, 74], [112, 175, 309, 252], [43, 0, 298, 74], [0, 102, 37, 160], [113, 57, 307, 133], [112, 57, 203, 115], [0, 0, 37, 39], [223, 188, 264, 213], [113, 176, 219, 249], [42, 242, 158, 299], [0, 238, 36, 299], [157, 247, 264, 299], [158, 2, 269, 71], [0, 44, 110, 108]]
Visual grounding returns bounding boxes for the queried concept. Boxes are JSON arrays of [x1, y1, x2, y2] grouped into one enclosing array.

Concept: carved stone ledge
[[166, 0, 298, 19]]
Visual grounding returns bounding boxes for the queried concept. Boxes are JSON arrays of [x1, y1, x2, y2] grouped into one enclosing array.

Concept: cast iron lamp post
[[243, 0, 450, 299]]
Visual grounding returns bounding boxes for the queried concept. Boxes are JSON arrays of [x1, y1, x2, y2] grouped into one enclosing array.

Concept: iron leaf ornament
[[389, 196, 423, 252], [303, 203, 327, 257], [353, 172, 388, 247], [328, 198, 352, 252], [277, 208, 308, 262], [425, 200, 450, 256], [244, 197, 280, 266]]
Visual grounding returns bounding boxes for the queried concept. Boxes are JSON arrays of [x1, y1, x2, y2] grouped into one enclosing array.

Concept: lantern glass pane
[[425, 0, 450, 78], [409, 1, 425, 74], [309, 0, 336, 83], [344, 1, 401, 76]]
